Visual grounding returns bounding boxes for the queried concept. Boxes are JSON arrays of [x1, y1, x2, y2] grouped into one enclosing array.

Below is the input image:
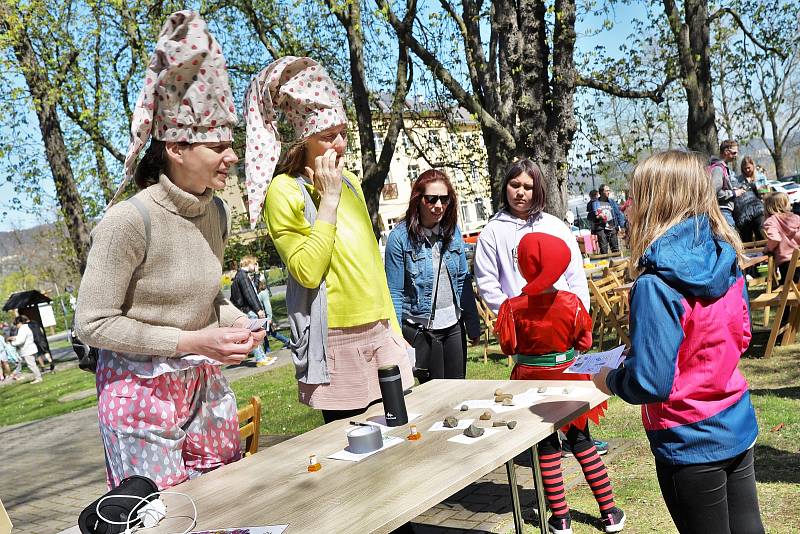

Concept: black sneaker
[[601, 507, 626, 533], [547, 513, 573, 534]]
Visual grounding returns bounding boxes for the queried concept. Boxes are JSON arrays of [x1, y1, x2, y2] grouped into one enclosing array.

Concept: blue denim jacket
[[384, 221, 468, 324]]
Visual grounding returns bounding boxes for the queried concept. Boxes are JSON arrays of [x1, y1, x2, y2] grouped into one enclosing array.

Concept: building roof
[[2, 290, 52, 311]]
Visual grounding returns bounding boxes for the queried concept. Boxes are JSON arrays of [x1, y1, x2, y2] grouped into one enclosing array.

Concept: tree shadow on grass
[[754, 444, 800, 484], [743, 328, 772, 359], [749, 386, 800, 400]]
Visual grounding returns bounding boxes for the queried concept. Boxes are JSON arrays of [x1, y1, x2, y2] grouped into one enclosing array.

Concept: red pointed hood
[[518, 232, 570, 295]]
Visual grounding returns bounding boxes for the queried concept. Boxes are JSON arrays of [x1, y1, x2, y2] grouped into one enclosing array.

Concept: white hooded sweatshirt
[[473, 210, 590, 315]]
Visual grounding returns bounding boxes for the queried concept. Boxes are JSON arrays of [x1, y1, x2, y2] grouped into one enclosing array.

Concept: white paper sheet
[[328, 436, 405, 462], [428, 418, 475, 431], [364, 413, 422, 434], [564, 345, 626, 375], [447, 427, 502, 444]]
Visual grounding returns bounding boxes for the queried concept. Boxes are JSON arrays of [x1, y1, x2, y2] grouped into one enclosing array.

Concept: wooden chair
[[588, 273, 631, 350], [237, 396, 262, 457], [473, 289, 512, 366], [760, 255, 780, 327], [742, 239, 767, 251], [604, 258, 630, 284], [750, 249, 800, 358]]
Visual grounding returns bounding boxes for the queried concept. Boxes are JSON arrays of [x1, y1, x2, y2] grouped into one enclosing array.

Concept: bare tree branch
[[576, 74, 677, 104], [709, 7, 788, 59]]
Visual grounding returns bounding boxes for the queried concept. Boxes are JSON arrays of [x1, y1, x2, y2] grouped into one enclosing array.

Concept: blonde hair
[[764, 192, 791, 218], [239, 255, 258, 269], [627, 150, 743, 277]]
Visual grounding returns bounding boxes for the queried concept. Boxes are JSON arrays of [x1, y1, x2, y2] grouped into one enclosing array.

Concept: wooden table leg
[[529, 446, 548, 534], [505, 459, 524, 534]]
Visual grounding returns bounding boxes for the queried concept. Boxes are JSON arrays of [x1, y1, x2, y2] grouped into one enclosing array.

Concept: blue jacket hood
[[639, 216, 739, 299]]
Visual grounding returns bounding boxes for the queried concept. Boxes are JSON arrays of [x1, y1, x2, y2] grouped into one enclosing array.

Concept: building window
[[374, 134, 384, 155], [474, 197, 486, 221], [470, 161, 480, 182], [459, 203, 474, 224], [426, 130, 438, 148], [407, 163, 419, 182]]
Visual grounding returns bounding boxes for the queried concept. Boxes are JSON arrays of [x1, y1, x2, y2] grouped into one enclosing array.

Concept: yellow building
[[220, 99, 493, 241]]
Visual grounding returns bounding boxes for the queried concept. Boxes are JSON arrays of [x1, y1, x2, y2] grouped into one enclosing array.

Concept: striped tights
[[536, 423, 616, 517]]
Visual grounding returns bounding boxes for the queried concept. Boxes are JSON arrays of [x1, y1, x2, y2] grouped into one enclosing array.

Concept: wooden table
[[139, 379, 607, 534]]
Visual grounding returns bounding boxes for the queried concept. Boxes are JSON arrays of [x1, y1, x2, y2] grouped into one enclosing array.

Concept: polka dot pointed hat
[[111, 10, 238, 204], [243, 56, 347, 227]]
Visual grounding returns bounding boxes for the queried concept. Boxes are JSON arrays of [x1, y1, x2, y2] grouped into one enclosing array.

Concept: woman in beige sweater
[[75, 11, 264, 490]]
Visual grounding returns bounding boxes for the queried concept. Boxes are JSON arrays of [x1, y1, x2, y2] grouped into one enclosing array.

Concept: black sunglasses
[[422, 194, 451, 205]]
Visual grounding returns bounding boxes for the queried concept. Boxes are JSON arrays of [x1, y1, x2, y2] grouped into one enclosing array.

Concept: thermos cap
[[378, 364, 401, 380]]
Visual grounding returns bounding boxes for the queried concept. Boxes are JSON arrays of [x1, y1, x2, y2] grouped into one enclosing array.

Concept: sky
[[0, 3, 646, 233]]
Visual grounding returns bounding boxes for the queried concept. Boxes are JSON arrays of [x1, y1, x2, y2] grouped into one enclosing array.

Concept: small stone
[[502, 398, 514, 406], [494, 388, 505, 396], [443, 416, 459, 428], [562, 387, 571, 395], [537, 387, 547, 394], [460, 404, 469, 411], [492, 420, 508, 427], [479, 411, 492, 420], [507, 420, 517, 430], [463, 424, 485, 438], [494, 394, 513, 403]]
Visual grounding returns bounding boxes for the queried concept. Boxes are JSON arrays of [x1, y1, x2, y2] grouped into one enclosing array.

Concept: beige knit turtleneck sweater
[[75, 175, 245, 358]]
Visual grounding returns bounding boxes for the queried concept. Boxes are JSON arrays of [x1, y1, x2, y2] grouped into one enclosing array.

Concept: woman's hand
[[591, 367, 614, 395], [233, 316, 267, 346], [176, 327, 256, 365], [305, 149, 344, 203]]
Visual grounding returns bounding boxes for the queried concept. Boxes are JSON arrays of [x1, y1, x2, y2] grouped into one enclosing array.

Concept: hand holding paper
[[564, 345, 625, 375]]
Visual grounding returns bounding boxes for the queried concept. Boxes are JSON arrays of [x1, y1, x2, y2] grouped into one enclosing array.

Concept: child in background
[[593, 150, 764, 534], [494, 232, 625, 534], [257, 276, 291, 361], [762, 192, 800, 283]]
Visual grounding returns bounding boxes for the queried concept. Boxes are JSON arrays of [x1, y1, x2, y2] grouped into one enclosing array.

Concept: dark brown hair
[[274, 140, 307, 177], [720, 139, 738, 154], [498, 159, 546, 217], [405, 169, 459, 248], [134, 140, 168, 190]]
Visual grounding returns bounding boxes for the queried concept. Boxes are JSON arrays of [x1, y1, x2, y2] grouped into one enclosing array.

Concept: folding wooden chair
[[237, 396, 263, 457], [749, 249, 800, 358], [588, 273, 631, 350], [760, 255, 780, 327], [742, 239, 767, 251]]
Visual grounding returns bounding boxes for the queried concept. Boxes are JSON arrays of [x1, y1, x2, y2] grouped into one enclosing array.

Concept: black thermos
[[378, 364, 408, 426]]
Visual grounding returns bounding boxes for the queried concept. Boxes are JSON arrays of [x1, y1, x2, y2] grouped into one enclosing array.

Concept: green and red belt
[[514, 348, 575, 367]]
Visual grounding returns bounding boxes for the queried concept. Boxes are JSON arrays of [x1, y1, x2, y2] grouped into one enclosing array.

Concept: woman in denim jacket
[[385, 170, 472, 381]]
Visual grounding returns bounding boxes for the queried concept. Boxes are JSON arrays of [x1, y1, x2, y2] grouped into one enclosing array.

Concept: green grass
[[0, 368, 97, 426]]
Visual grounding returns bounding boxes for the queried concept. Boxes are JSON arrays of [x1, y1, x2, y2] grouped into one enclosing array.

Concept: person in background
[[594, 150, 763, 534], [257, 276, 291, 355], [9, 316, 43, 384], [709, 139, 741, 227], [28, 319, 55, 372], [588, 184, 626, 254], [619, 190, 632, 213], [763, 192, 800, 283], [741, 157, 769, 196], [247, 56, 413, 424], [385, 169, 473, 381], [495, 232, 625, 534], [733, 156, 765, 243], [76, 11, 262, 489], [230, 255, 270, 366]]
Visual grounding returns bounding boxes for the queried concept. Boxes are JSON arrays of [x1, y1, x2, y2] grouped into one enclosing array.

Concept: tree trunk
[[330, 0, 409, 238], [664, 0, 719, 156], [4, 14, 90, 272]]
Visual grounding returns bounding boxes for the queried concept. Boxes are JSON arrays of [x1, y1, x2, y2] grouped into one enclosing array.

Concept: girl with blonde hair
[[593, 150, 764, 533], [762, 192, 800, 282]]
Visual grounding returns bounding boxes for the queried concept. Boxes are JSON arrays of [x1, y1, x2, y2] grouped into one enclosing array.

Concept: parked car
[[781, 174, 800, 185], [767, 181, 800, 204]]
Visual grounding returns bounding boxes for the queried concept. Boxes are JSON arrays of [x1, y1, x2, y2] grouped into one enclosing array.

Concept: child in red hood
[[763, 192, 800, 282], [494, 232, 624, 534]]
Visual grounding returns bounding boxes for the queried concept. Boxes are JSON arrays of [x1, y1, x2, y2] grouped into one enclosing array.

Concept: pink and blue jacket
[[606, 216, 758, 465]]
